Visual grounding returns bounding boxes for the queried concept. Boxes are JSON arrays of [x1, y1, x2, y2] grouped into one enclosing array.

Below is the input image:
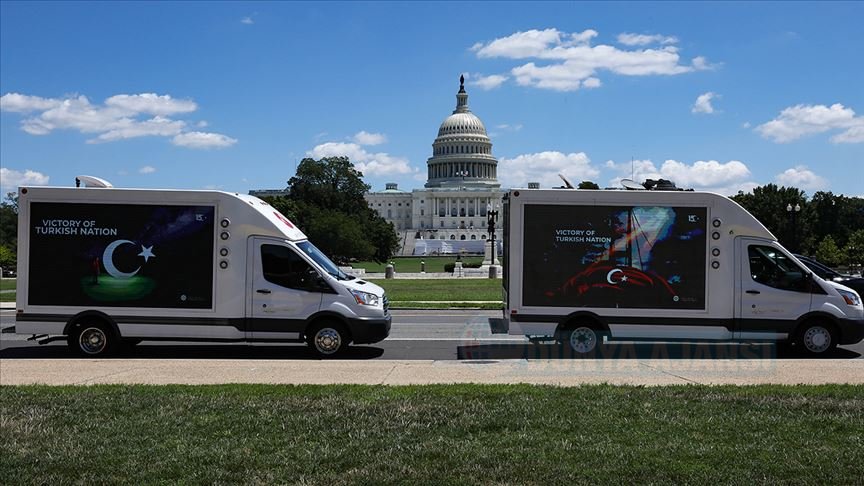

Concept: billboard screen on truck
[[28, 203, 215, 308], [522, 204, 707, 309]]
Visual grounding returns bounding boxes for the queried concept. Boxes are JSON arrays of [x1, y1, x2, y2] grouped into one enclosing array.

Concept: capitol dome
[[425, 76, 499, 189]]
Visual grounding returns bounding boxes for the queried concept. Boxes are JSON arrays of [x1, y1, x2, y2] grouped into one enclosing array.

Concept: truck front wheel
[[68, 322, 115, 357], [306, 321, 349, 357], [796, 321, 838, 356]]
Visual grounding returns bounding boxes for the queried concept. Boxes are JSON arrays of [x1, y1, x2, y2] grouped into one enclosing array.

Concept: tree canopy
[[266, 157, 399, 264], [731, 184, 864, 265]]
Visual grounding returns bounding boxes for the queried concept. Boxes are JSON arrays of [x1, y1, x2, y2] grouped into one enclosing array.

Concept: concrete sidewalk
[[1, 358, 862, 386]]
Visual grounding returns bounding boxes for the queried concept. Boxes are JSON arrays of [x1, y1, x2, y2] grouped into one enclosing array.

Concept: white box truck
[[14, 177, 390, 357], [496, 185, 864, 356]]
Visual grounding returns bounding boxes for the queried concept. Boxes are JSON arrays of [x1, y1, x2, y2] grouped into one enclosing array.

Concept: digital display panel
[[28, 203, 215, 308], [522, 205, 707, 309]]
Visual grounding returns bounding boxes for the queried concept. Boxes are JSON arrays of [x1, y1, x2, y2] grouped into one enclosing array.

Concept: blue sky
[[2, 1, 862, 198]]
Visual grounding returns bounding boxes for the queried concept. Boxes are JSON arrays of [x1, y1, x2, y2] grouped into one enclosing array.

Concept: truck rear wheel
[[68, 322, 115, 357], [306, 321, 349, 357], [796, 321, 837, 356], [558, 324, 603, 356]]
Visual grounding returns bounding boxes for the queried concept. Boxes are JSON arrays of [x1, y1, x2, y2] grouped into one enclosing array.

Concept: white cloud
[[582, 77, 602, 89], [352, 131, 387, 145], [308, 142, 414, 177], [89, 116, 186, 143], [497, 151, 600, 188], [692, 92, 719, 114], [1, 91, 236, 149], [0, 93, 61, 112], [495, 123, 523, 131], [471, 74, 508, 90], [472, 28, 713, 92], [756, 103, 864, 143], [241, 16, 254, 24], [172, 131, 237, 149], [617, 33, 678, 46], [139, 166, 156, 174], [606, 159, 757, 195], [830, 124, 864, 143], [775, 165, 829, 191], [104, 93, 197, 116], [0, 168, 49, 194]]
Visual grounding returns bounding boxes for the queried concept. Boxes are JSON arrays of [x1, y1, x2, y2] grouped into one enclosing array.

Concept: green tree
[[268, 157, 399, 263], [0, 245, 15, 271], [577, 181, 600, 190], [844, 229, 864, 269], [731, 184, 809, 253], [0, 192, 18, 255], [815, 235, 843, 267]]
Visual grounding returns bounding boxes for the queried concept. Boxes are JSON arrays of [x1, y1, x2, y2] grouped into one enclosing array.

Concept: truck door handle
[[256, 289, 271, 294], [746, 290, 760, 295]]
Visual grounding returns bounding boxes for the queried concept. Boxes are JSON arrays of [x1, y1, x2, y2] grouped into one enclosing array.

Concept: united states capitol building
[[251, 77, 506, 257], [364, 77, 504, 256]]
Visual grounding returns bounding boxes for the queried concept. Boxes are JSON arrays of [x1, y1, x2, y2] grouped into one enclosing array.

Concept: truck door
[[248, 237, 323, 342], [735, 238, 810, 340]]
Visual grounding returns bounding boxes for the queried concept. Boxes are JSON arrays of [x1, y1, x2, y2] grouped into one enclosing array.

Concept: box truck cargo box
[[496, 186, 863, 356], [15, 177, 390, 357]]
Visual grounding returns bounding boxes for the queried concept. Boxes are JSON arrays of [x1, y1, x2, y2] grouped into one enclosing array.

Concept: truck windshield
[[296, 241, 352, 281]]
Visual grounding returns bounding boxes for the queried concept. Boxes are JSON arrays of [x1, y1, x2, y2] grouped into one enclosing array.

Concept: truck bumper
[[348, 315, 391, 344], [838, 318, 864, 345]]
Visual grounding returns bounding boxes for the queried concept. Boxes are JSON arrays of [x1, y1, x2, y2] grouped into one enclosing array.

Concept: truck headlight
[[349, 289, 379, 306], [838, 288, 861, 306]]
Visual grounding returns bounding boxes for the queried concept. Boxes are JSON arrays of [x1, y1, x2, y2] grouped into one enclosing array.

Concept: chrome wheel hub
[[79, 327, 107, 355], [803, 327, 831, 353], [315, 328, 342, 354], [569, 327, 597, 354]]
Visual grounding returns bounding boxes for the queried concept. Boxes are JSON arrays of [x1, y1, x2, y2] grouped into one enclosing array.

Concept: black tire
[[68, 321, 115, 357], [306, 321, 349, 357], [557, 323, 603, 357], [795, 321, 838, 357]]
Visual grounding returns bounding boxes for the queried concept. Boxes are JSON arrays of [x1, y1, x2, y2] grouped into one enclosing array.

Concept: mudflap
[[489, 317, 509, 334]]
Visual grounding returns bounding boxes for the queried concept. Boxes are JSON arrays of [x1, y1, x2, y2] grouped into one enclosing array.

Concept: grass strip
[[390, 301, 503, 310], [0, 279, 15, 291], [369, 278, 503, 302], [2, 384, 863, 485]]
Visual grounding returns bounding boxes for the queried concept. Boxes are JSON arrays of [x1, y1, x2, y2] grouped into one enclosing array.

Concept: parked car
[[1, 268, 16, 278], [794, 254, 864, 297]]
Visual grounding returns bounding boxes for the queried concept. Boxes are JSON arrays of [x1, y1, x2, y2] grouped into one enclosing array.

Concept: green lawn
[[369, 278, 503, 302], [0, 278, 15, 291], [352, 256, 485, 273], [0, 292, 14, 302], [2, 385, 862, 484]]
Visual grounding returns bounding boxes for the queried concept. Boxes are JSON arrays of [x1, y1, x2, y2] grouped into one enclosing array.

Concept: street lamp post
[[487, 203, 499, 278], [786, 202, 801, 253]]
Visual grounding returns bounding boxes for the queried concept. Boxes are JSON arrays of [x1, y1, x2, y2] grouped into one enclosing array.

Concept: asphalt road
[[2, 309, 862, 361]]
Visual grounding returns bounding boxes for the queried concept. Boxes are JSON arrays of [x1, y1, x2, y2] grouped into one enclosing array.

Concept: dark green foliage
[[267, 157, 399, 263], [2, 385, 863, 484], [0, 193, 19, 269], [731, 185, 864, 260], [577, 180, 600, 189]]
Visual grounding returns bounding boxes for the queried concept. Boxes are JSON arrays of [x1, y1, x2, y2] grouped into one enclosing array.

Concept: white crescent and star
[[606, 268, 628, 285], [102, 240, 156, 279]]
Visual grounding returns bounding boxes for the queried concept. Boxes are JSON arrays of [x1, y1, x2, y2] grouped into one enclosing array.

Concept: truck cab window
[[748, 245, 808, 292], [261, 244, 319, 291]]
